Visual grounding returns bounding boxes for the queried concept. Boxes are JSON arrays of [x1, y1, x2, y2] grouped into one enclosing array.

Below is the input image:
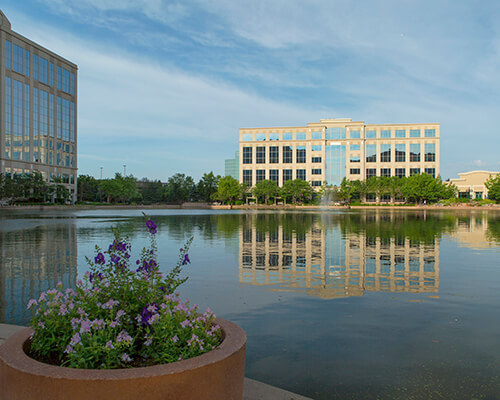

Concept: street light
[[100, 167, 103, 180], [123, 165, 127, 176]]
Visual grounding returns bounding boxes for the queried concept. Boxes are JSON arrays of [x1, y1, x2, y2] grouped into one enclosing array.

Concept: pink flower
[[27, 299, 38, 309]]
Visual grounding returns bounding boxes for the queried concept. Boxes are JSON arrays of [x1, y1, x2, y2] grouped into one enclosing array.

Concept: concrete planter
[[0, 317, 246, 400]]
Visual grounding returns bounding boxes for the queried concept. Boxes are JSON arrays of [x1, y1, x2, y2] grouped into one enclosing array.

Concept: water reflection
[[0, 223, 77, 324], [239, 212, 441, 298]]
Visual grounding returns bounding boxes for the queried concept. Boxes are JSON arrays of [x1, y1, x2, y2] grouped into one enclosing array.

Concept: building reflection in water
[[0, 224, 77, 324], [239, 213, 440, 299]]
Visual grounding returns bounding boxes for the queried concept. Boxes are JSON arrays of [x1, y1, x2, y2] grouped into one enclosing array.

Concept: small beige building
[[449, 171, 499, 199]]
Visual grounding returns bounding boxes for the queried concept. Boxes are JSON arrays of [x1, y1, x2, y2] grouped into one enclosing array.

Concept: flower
[[27, 218, 220, 370]]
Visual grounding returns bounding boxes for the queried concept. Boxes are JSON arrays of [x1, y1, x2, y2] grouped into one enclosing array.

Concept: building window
[[24, 50, 30, 76], [425, 168, 435, 178], [380, 129, 391, 138], [366, 144, 377, 162], [283, 169, 292, 183], [410, 144, 420, 162], [311, 169, 322, 175], [6, 40, 12, 69], [40, 57, 49, 85], [283, 146, 293, 163], [381, 168, 391, 177], [395, 129, 406, 138], [311, 145, 322, 151], [296, 132, 306, 140], [311, 131, 322, 139], [395, 168, 405, 178], [243, 147, 252, 164], [63, 68, 70, 93], [350, 155, 360, 163], [410, 129, 421, 138], [366, 193, 376, 202], [312, 181, 322, 187], [242, 133, 252, 141], [326, 127, 346, 139], [296, 169, 306, 180], [424, 143, 436, 162], [312, 156, 322, 163], [270, 169, 279, 184], [350, 168, 360, 175], [49, 62, 54, 86], [13, 44, 23, 74], [296, 146, 306, 163], [410, 168, 420, 176], [256, 146, 265, 164], [269, 133, 279, 141], [243, 170, 252, 186], [283, 132, 293, 140], [256, 169, 265, 183], [269, 146, 279, 163], [350, 130, 361, 139], [380, 144, 391, 162], [33, 54, 39, 80], [475, 192, 483, 199], [366, 168, 376, 179], [425, 129, 436, 137], [395, 143, 405, 162], [255, 133, 265, 141], [350, 144, 360, 151], [366, 130, 377, 139], [57, 65, 62, 90], [70, 72, 75, 95]]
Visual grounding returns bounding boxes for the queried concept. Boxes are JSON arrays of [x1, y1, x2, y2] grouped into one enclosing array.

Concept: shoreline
[[1, 203, 499, 211]]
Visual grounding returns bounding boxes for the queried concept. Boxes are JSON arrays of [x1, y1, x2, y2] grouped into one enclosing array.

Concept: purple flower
[[105, 341, 115, 349], [140, 302, 158, 327], [27, 299, 38, 309], [116, 330, 133, 343], [89, 272, 103, 283], [111, 255, 121, 264], [182, 254, 190, 265], [94, 252, 105, 265], [121, 353, 132, 362], [146, 220, 157, 234]]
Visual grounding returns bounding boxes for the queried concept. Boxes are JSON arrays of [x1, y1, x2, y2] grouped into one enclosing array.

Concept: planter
[[0, 317, 246, 400]]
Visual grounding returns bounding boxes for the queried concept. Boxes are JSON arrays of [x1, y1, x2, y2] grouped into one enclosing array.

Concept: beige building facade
[[0, 10, 78, 200], [449, 170, 499, 199], [239, 118, 440, 189]]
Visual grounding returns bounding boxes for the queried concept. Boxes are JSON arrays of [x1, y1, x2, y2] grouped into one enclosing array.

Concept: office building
[[224, 151, 239, 180], [0, 10, 78, 200], [239, 118, 440, 188], [449, 170, 499, 200]]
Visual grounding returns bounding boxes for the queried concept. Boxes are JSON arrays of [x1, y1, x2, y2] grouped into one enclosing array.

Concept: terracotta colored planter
[[0, 317, 246, 400]]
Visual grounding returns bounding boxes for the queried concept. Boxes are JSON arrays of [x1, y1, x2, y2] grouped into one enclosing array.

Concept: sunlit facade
[[239, 118, 440, 188], [0, 10, 78, 200], [449, 170, 499, 200]]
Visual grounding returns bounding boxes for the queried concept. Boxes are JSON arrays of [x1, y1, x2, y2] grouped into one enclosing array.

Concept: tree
[[77, 175, 99, 202], [485, 174, 500, 202], [99, 173, 139, 204], [338, 178, 356, 204], [51, 176, 70, 204], [196, 172, 220, 202], [164, 173, 195, 204], [213, 176, 241, 205], [138, 178, 164, 203], [401, 173, 452, 204], [252, 179, 279, 204], [280, 179, 314, 204]]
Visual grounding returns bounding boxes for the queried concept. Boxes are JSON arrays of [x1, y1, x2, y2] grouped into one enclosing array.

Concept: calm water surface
[[1, 209, 499, 399]]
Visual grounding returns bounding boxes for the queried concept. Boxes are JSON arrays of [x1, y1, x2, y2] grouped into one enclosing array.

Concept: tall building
[[0, 10, 78, 200], [239, 118, 439, 188], [224, 151, 239, 179]]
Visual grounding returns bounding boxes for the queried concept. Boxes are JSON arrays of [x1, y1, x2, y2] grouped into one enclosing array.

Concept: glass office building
[[0, 10, 78, 201], [239, 118, 439, 188]]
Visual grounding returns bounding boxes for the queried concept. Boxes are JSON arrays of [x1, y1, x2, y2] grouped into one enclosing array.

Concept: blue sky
[[3, 1, 500, 180]]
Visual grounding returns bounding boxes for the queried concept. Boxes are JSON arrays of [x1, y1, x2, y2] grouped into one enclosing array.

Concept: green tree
[[213, 176, 241, 205], [280, 179, 314, 204], [338, 178, 356, 204], [138, 178, 164, 203], [164, 173, 195, 204], [99, 173, 139, 204], [51, 176, 70, 204], [401, 173, 452, 204], [485, 174, 500, 202], [196, 172, 221, 202], [252, 179, 279, 204], [77, 175, 100, 202]]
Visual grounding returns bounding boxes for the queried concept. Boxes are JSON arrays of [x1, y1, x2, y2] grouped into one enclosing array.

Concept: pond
[[1, 208, 499, 399]]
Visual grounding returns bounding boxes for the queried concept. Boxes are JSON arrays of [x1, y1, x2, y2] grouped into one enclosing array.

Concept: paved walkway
[[0, 323, 312, 400]]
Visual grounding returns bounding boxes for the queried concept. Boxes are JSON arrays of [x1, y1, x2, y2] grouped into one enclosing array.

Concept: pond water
[[1, 209, 499, 399]]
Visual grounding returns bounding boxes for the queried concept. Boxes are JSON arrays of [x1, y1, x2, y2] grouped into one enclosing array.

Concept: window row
[[242, 169, 323, 186], [5, 40, 75, 95], [243, 146, 322, 164], [361, 143, 436, 163], [360, 168, 436, 178], [241, 128, 436, 141]]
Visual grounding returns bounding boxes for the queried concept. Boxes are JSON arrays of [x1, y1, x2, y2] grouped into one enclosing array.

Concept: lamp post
[[100, 167, 103, 180], [123, 165, 127, 176]]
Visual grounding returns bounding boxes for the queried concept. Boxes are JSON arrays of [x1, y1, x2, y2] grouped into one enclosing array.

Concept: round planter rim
[[0, 317, 246, 380]]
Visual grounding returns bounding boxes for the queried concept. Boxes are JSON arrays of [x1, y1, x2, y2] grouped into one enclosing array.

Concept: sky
[[2, 1, 500, 181]]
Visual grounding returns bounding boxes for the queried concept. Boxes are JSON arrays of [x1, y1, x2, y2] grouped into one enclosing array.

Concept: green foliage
[[28, 219, 221, 369], [213, 176, 242, 204], [77, 175, 100, 202], [252, 179, 279, 204], [485, 174, 500, 202], [164, 173, 195, 204], [137, 178, 164, 203], [195, 172, 220, 202], [99, 173, 140, 204], [280, 179, 314, 204]]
